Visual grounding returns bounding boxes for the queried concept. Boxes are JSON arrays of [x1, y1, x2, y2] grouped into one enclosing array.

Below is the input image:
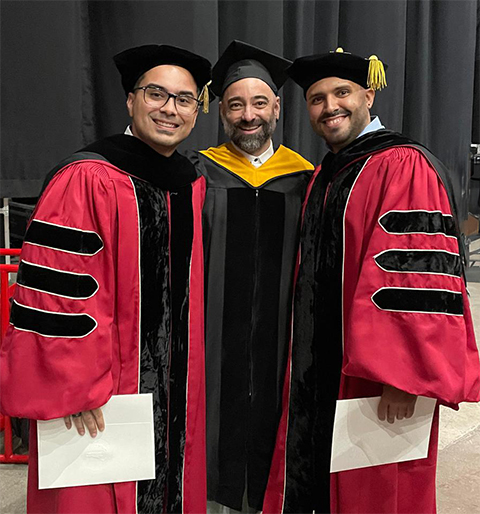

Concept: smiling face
[[219, 77, 280, 156], [127, 65, 199, 157], [306, 76, 375, 153]]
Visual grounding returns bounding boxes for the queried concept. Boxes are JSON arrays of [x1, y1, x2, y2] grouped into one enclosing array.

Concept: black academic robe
[[189, 142, 313, 511]]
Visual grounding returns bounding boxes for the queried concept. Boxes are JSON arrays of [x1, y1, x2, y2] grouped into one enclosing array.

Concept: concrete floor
[[1, 287, 480, 514], [436, 281, 480, 514]]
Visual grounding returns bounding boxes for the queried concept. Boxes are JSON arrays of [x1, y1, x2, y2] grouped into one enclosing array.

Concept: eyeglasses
[[133, 85, 200, 115]]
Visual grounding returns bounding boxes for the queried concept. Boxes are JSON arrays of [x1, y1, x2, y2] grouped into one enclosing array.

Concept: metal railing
[[0, 247, 28, 463]]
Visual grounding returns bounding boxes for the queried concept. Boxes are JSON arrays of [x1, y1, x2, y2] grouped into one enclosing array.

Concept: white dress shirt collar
[[231, 140, 274, 168]]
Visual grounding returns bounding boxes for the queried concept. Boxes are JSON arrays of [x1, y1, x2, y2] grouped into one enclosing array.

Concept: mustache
[[320, 109, 350, 122], [233, 118, 265, 129]]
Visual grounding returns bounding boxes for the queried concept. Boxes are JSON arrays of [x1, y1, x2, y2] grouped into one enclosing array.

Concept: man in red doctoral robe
[[0, 44, 213, 513], [263, 48, 480, 513]]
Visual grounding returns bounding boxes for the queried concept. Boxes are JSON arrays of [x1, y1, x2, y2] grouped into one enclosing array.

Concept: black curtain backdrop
[[1, 0, 479, 219]]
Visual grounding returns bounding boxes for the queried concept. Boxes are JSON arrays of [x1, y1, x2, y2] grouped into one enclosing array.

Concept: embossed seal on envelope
[[82, 441, 111, 468]]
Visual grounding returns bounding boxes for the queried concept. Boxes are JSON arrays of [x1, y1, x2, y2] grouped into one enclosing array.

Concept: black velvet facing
[[167, 185, 194, 513], [17, 261, 98, 298], [133, 178, 171, 514], [372, 288, 463, 315], [379, 211, 457, 237], [375, 250, 461, 276], [133, 177, 194, 514], [24, 220, 103, 255], [10, 301, 96, 337], [285, 157, 365, 514], [217, 188, 255, 510], [216, 188, 289, 511], [249, 190, 287, 508]]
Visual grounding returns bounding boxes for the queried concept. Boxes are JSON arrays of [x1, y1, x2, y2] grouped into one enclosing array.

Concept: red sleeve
[[0, 162, 117, 419], [342, 147, 480, 405]]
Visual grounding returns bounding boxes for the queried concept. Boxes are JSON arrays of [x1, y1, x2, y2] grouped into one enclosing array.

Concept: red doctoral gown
[[263, 131, 480, 514], [0, 134, 207, 514]]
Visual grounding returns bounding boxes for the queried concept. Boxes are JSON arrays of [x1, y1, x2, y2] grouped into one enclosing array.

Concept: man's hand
[[64, 408, 105, 437], [378, 385, 417, 424]]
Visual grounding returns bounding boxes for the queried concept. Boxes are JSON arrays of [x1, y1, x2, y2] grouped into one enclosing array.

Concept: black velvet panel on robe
[[379, 210, 457, 237], [23, 219, 104, 255], [167, 184, 194, 513], [129, 180, 194, 514], [129, 163, 194, 512], [284, 155, 367, 514], [9, 300, 96, 338], [17, 260, 99, 298], [374, 250, 462, 276], [371, 288, 463, 315], [133, 177, 171, 514]]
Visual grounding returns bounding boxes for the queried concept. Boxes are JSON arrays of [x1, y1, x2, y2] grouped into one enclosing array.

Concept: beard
[[222, 114, 277, 154], [313, 106, 371, 152]]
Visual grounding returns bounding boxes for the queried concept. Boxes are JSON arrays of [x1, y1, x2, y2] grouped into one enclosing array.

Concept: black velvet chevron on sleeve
[[10, 301, 97, 337], [372, 288, 463, 315], [374, 250, 461, 277], [379, 211, 456, 237], [17, 261, 98, 298], [24, 220, 103, 255]]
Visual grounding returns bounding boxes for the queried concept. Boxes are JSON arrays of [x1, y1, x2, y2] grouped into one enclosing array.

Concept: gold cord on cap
[[367, 55, 387, 90], [199, 80, 212, 114]]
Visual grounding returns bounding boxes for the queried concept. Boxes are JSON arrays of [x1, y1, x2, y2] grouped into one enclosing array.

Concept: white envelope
[[331, 395, 437, 473], [37, 393, 155, 489]]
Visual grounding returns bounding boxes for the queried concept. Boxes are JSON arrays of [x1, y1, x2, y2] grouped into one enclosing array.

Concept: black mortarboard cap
[[287, 48, 388, 96], [211, 40, 291, 97], [113, 44, 212, 97]]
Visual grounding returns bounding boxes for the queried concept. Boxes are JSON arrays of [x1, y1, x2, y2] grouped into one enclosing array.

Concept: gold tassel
[[367, 55, 387, 90], [335, 47, 344, 53], [200, 80, 212, 114]]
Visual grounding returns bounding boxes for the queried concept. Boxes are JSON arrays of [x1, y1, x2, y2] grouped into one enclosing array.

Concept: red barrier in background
[[0, 248, 28, 464]]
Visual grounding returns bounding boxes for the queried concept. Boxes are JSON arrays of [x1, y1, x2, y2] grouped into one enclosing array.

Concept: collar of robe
[[82, 134, 198, 191], [321, 129, 416, 178]]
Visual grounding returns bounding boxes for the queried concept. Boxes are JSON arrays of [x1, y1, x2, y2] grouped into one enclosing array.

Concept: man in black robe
[[188, 41, 313, 513]]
